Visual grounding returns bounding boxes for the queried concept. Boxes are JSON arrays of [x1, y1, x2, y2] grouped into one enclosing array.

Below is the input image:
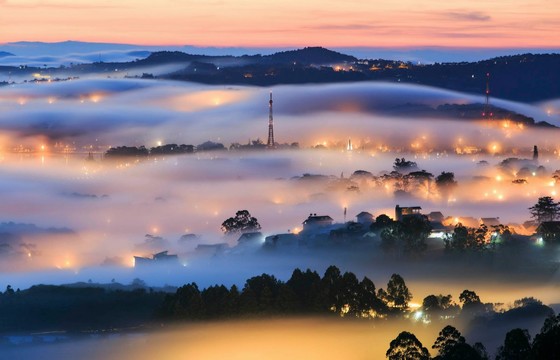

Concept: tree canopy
[[386, 331, 430, 360], [435, 172, 458, 198], [432, 325, 466, 357], [385, 274, 412, 311], [221, 210, 261, 235], [393, 157, 419, 173], [495, 328, 532, 360], [529, 196, 560, 224]]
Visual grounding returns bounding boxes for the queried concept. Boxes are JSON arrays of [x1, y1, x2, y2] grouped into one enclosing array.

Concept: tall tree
[[386, 331, 430, 360], [221, 210, 261, 235], [386, 274, 412, 311], [459, 290, 481, 306], [432, 325, 466, 357], [532, 313, 560, 359], [435, 171, 458, 199], [495, 328, 533, 360], [445, 224, 488, 252], [529, 196, 560, 224]]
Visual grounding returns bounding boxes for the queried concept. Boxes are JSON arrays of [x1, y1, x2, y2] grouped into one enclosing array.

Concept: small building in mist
[[536, 221, 560, 242], [356, 211, 374, 226], [134, 250, 179, 268], [195, 243, 229, 256], [395, 205, 422, 221], [302, 214, 334, 231], [264, 233, 299, 249], [427, 211, 444, 223], [237, 232, 264, 246]]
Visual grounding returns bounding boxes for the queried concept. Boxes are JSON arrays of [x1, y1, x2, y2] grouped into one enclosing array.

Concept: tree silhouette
[[221, 210, 261, 234], [495, 328, 532, 360], [435, 172, 458, 199], [432, 325, 466, 357], [532, 313, 560, 359], [459, 290, 481, 306], [386, 274, 412, 311], [386, 331, 430, 360], [439, 342, 485, 359], [445, 224, 488, 252], [393, 158, 419, 173], [529, 196, 560, 224], [422, 294, 458, 319]]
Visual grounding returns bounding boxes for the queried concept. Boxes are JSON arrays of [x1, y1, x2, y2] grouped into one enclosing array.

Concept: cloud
[[445, 11, 492, 22]]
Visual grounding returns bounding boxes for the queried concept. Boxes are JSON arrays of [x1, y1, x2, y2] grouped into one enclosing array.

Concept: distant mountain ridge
[[1, 45, 559, 102]]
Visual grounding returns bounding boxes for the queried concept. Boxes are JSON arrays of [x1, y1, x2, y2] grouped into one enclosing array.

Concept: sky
[[1, 0, 560, 48]]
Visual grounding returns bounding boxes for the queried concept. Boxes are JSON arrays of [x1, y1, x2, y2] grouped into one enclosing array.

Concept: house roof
[[237, 232, 263, 242], [304, 215, 333, 222], [537, 221, 560, 233], [356, 211, 373, 217], [428, 211, 444, 217]]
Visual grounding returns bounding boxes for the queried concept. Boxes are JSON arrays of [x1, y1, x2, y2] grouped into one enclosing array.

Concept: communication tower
[[267, 92, 275, 148]]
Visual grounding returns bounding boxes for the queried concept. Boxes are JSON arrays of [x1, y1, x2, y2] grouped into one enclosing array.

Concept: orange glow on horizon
[[1, 1, 560, 48]]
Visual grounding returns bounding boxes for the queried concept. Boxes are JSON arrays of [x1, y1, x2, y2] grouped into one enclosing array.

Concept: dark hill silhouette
[[0, 51, 14, 58], [1, 47, 559, 102], [263, 46, 357, 64]]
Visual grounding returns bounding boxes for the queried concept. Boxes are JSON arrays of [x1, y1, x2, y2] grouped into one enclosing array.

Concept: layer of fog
[[2, 310, 555, 360], [0, 50, 152, 68], [0, 319, 442, 360], [0, 79, 558, 147], [2, 41, 558, 66], [0, 80, 559, 309]]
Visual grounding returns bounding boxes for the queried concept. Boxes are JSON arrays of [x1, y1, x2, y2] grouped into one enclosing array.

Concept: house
[[237, 232, 264, 246], [134, 250, 179, 268], [356, 211, 374, 226], [329, 222, 367, 243], [536, 221, 560, 242], [195, 243, 229, 256], [427, 211, 444, 223], [264, 233, 299, 249], [302, 214, 334, 231], [395, 205, 422, 221]]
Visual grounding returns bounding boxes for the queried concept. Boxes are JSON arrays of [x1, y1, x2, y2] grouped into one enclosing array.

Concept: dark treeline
[[104, 143, 195, 159], [387, 314, 560, 360], [159, 266, 399, 320], [0, 285, 166, 332]]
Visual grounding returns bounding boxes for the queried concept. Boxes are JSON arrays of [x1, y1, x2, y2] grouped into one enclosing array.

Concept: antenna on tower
[[267, 91, 275, 148], [482, 72, 493, 119]]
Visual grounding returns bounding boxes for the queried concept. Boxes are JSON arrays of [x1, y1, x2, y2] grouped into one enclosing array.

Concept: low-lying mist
[[0, 318, 442, 360], [0, 79, 559, 311]]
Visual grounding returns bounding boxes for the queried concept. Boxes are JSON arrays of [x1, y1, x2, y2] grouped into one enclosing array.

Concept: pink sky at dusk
[[0, 0, 559, 48]]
